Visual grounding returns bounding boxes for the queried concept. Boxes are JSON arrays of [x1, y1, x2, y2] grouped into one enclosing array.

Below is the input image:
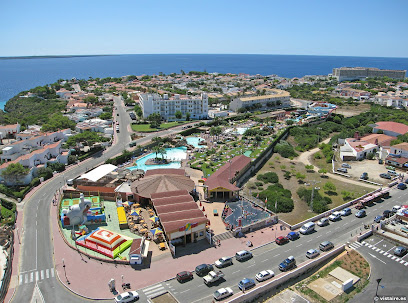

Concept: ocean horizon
[[1, 54, 408, 110]]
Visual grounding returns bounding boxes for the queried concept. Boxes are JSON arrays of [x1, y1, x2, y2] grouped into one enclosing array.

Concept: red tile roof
[[360, 133, 396, 146], [129, 238, 143, 255], [151, 194, 194, 207], [154, 202, 198, 215], [374, 122, 408, 135], [150, 189, 189, 200], [145, 168, 185, 177], [204, 155, 251, 192], [392, 142, 408, 152], [385, 155, 408, 165]]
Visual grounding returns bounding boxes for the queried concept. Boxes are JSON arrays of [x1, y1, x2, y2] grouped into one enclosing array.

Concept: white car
[[306, 249, 320, 259], [317, 217, 329, 227], [329, 211, 341, 221], [255, 270, 275, 282], [115, 291, 139, 303], [213, 287, 233, 301]]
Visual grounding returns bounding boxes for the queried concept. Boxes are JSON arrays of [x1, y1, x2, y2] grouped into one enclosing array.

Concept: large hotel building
[[138, 93, 208, 121], [332, 67, 406, 82], [229, 89, 291, 112]]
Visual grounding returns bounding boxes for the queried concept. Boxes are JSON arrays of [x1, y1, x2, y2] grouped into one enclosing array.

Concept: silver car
[[306, 249, 320, 259]]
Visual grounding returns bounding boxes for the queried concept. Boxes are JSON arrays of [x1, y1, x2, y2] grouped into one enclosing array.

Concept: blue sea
[[1, 54, 408, 110]]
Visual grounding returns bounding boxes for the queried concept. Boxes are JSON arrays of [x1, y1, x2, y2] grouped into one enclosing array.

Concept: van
[[235, 250, 252, 261], [67, 179, 74, 186], [299, 222, 315, 235], [319, 241, 334, 251]]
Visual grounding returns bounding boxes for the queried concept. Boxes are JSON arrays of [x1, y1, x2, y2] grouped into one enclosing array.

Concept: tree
[[65, 131, 108, 148], [284, 171, 291, 180], [286, 120, 294, 126], [83, 96, 98, 104], [41, 114, 76, 132], [0, 163, 30, 185], [323, 182, 337, 195], [152, 144, 166, 160], [318, 168, 328, 177], [305, 164, 314, 172], [175, 110, 183, 120], [147, 113, 162, 128], [295, 172, 306, 182], [210, 126, 222, 136], [185, 112, 191, 121]]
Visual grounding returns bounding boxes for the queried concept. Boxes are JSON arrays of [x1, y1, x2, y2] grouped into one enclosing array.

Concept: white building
[[229, 89, 291, 112], [208, 109, 229, 119], [138, 93, 208, 121], [390, 143, 408, 158], [0, 123, 20, 140], [340, 138, 378, 161]]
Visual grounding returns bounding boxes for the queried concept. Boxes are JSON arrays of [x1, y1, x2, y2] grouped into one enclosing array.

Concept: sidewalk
[[51, 200, 289, 299]]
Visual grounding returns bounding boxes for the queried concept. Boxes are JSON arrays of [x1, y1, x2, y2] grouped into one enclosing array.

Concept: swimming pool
[[127, 147, 187, 172], [236, 127, 248, 135], [186, 137, 206, 149]]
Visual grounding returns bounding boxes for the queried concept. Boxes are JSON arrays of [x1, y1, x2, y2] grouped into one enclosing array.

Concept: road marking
[[386, 246, 396, 253], [307, 239, 313, 242], [51, 268, 55, 277], [326, 231, 331, 235], [284, 249, 291, 252], [379, 250, 384, 253], [35, 271, 39, 281], [261, 259, 269, 263], [369, 253, 386, 264], [392, 256, 397, 260], [395, 258, 401, 262], [373, 239, 383, 247], [296, 244, 302, 247], [405, 262, 408, 266], [367, 244, 373, 248], [232, 270, 241, 275], [273, 254, 280, 257], [19, 275, 23, 285], [30, 272, 33, 283], [387, 255, 392, 258], [143, 284, 164, 292], [400, 260, 405, 264], [179, 289, 190, 294], [383, 252, 389, 256], [25, 274, 28, 284], [40, 270, 44, 280], [247, 263, 256, 268], [46, 269, 49, 279], [197, 284, 205, 287], [316, 234, 322, 238]]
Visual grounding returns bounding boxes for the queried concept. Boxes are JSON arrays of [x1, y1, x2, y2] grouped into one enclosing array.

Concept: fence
[[227, 244, 345, 303], [0, 232, 14, 302]]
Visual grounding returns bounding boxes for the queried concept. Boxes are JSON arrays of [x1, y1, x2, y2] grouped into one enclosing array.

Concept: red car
[[275, 236, 289, 245], [176, 271, 193, 283]]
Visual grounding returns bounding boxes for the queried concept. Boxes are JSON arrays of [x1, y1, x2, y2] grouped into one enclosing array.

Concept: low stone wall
[[357, 230, 373, 242], [226, 244, 345, 303]]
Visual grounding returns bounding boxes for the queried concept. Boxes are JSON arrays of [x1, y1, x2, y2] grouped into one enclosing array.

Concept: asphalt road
[[350, 235, 408, 303], [11, 96, 195, 303], [135, 187, 408, 303]]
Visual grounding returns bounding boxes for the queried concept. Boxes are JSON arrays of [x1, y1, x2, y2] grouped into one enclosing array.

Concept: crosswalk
[[213, 231, 234, 242], [142, 283, 166, 298], [19, 268, 55, 285], [348, 241, 408, 267]]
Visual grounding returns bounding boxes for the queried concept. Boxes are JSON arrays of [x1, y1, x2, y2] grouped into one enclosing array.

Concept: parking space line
[[261, 259, 269, 263], [373, 239, 383, 246], [379, 250, 384, 253], [232, 270, 241, 275], [386, 246, 396, 253], [387, 255, 393, 258]]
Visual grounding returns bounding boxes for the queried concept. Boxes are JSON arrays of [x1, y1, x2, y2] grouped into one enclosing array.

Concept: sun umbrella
[[150, 227, 163, 236], [130, 211, 139, 216], [122, 201, 130, 207], [150, 216, 159, 223], [135, 208, 142, 215]]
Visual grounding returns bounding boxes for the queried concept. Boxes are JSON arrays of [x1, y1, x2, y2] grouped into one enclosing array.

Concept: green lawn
[[131, 121, 186, 132]]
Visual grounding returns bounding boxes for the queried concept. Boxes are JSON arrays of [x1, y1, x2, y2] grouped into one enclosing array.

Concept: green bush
[[255, 181, 263, 187], [274, 141, 298, 158], [258, 183, 294, 213], [257, 172, 279, 184]]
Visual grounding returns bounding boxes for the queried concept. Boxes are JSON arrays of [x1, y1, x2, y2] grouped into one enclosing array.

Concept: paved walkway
[[51, 199, 290, 299]]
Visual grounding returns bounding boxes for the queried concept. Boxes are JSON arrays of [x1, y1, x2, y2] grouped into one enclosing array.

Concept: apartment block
[[229, 89, 290, 112], [332, 67, 406, 82]]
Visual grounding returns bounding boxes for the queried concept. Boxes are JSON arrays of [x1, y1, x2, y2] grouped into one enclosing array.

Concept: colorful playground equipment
[[60, 193, 106, 227], [75, 227, 133, 259]]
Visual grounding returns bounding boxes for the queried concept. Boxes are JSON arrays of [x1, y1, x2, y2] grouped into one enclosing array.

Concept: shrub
[[255, 181, 263, 187], [257, 172, 279, 184]]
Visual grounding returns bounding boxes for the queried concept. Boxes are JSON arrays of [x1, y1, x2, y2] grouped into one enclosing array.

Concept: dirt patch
[[243, 154, 370, 225], [335, 104, 371, 117]]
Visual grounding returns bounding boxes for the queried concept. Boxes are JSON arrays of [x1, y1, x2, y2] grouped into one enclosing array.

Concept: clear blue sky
[[1, 0, 407, 57]]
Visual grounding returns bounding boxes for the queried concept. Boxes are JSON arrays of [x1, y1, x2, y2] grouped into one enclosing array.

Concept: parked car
[[342, 163, 351, 168], [215, 257, 233, 268], [374, 215, 384, 223], [394, 246, 407, 257], [279, 256, 296, 271], [176, 271, 193, 283], [287, 231, 300, 240], [380, 173, 391, 179], [329, 211, 341, 221], [235, 250, 252, 261], [115, 291, 139, 303], [255, 270, 275, 282], [213, 288, 233, 301], [299, 222, 315, 234], [383, 210, 392, 218], [306, 249, 320, 259], [388, 170, 398, 176], [355, 210, 366, 218], [317, 217, 330, 227], [275, 236, 290, 245], [337, 168, 348, 173], [319, 241, 334, 252], [195, 264, 214, 276], [360, 172, 368, 180], [341, 208, 352, 216], [392, 205, 401, 213], [397, 183, 407, 190], [238, 278, 256, 291]]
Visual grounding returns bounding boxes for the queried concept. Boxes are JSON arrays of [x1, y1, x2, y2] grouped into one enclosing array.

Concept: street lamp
[[62, 258, 70, 284], [375, 278, 382, 300]]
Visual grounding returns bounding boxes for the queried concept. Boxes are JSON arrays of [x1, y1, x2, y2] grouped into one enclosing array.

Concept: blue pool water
[[186, 137, 206, 149], [127, 147, 187, 172], [244, 151, 252, 157], [236, 127, 248, 135]]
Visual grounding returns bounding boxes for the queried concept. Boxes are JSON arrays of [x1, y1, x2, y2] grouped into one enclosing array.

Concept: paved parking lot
[[334, 158, 404, 185]]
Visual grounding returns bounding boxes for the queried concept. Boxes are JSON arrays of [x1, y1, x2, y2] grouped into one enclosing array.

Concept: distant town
[[0, 66, 408, 303]]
